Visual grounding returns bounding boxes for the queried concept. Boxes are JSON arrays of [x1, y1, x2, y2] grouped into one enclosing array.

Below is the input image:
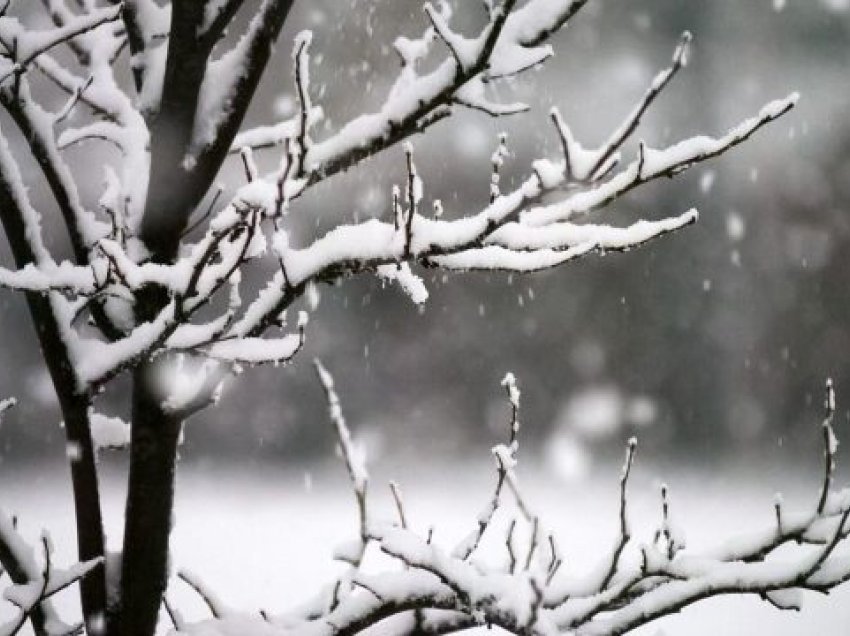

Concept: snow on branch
[[235, 0, 584, 182], [0, 3, 814, 634], [522, 92, 798, 228], [41, 48, 786, 394], [0, 4, 122, 86], [0, 3, 795, 409], [0, 512, 102, 636], [222, 31, 792, 341], [550, 31, 692, 184], [313, 360, 369, 544], [453, 372, 523, 561], [227, 84, 789, 345], [168, 378, 850, 636], [189, 0, 294, 161]]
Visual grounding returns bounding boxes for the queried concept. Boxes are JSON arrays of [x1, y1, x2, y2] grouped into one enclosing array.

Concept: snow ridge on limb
[[235, 0, 586, 184], [0, 4, 122, 85], [169, 378, 850, 636]]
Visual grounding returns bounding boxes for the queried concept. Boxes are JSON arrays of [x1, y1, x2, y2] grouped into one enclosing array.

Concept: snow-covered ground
[[2, 456, 849, 635]]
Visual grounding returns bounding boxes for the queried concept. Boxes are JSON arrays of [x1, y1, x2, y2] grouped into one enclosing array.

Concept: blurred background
[[4, 0, 847, 469], [2, 0, 850, 631], [241, 0, 849, 472]]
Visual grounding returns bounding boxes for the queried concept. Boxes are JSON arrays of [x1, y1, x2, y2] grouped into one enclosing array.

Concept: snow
[[522, 94, 798, 228], [424, 3, 482, 71], [825, 378, 836, 413], [279, 219, 397, 285], [487, 210, 698, 252], [0, 509, 101, 634], [0, 398, 15, 430], [206, 335, 303, 366], [502, 0, 585, 47], [0, 510, 41, 585], [501, 373, 520, 410], [314, 361, 369, 494], [135, 34, 169, 115], [429, 242, 597, 273], [331, 539, 364, 566], [455, 78, 529, 117], [0, 262, 98, 295], [699, 170, 717, 194], [179, 569, 231, 619], [89, 411, 130, 451], [199, 0, 231, 37], [193, 33, 250, 152], [393, 6, 441, 67], [0, 125, 52, 265], [231, 111, 322, 153], [70, 300, 178, 390], [2, 458, 849, 636], [376, 263, 429, 304], [0, 3, 821, 633], [0, 5, 122, 85], [0, 0, 798, 400]]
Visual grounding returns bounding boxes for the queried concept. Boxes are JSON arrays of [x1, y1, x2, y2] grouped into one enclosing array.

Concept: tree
[[0, 1, 836, 635]]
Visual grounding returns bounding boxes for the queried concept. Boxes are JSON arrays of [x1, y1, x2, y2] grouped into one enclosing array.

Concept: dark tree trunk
[[140, 0, 221, 261], [117, 358, 183, 636], [61, 393, 110, 635], [116, 5, 211, 630], [0, 165, 108, 633], [116, 3, 294, 633]]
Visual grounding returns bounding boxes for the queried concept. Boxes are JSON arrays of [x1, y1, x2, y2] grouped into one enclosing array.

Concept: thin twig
[[599, 437, 638, 590], [178, 570, 225, 619], [817, 378, 837, 515]]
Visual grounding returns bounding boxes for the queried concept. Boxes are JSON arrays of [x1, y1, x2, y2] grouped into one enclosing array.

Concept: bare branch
[[452, 372, 521, 561], [314, 360, 369, 560], [586, 31, 692, 181], [389, 481, 409, 530], [178, 570, 227, 619], [817, 378, 837, 515], [292, 31, 312, 180], [598, 437, 637, 591]]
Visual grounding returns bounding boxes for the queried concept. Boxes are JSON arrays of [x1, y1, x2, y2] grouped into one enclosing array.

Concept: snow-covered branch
[[0, 4, 122, 86], [0, 1, 796, 405], [0, 511, 102, 636], [0, 5, 810, 633], [234, 0, 586, 183], [168, 377, 850, 636]]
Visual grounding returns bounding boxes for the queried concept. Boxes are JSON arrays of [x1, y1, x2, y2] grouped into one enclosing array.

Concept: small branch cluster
[[0, 508, 102, 636], [159, 376, 850, 636]]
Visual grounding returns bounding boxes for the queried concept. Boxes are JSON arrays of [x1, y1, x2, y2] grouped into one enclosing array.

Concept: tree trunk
[[140, 1, 210, 261], [117, 358, 183, 636], [61, 393, 109, 634], [19, 302, 108, 634], [114, 5, 295, 632], [0, 166, 109, 632]]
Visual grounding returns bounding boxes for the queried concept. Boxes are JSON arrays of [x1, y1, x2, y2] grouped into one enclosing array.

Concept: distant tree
[[0, 2, 834, 636]]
